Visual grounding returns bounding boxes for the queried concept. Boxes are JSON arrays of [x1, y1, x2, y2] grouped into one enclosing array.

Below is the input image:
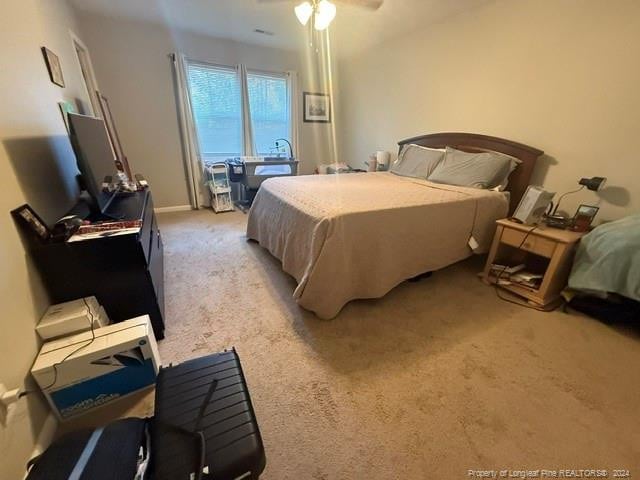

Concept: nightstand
[[482, 219, 586, 308]]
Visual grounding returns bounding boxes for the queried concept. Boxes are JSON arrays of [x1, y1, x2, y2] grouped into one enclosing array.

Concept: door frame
[[69, 30, 101, 116]]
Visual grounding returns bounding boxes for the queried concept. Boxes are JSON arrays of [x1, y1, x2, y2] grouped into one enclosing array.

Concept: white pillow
[[390, 144, 445, 179], [427, 147, 520, 189]]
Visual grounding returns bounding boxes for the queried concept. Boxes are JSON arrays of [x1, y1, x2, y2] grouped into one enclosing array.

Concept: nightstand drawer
[[501, 228, 556, 257]]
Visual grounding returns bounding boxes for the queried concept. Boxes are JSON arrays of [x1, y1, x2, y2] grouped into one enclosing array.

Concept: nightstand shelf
[[482, 219, 586, 307]]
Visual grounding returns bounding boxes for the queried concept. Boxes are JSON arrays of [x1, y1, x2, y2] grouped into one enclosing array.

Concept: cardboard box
[[36, 296, 110, 340], [31, 316, 161, 420]]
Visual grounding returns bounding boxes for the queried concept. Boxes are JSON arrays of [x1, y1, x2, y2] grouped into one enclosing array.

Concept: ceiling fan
[[257, 0, 384, 31]]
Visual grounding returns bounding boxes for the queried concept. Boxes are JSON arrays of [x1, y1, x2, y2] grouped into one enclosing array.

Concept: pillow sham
[[427, 146, 520, 189], [494, 154, 522, 191], [390, 144, 445, 179]]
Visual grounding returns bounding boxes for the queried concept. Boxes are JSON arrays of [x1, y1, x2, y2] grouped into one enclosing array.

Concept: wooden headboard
[[397, 132, 543, 214]]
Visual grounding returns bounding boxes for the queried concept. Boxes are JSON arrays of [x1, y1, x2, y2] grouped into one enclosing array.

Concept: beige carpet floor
[[69, 209, 640, 479]]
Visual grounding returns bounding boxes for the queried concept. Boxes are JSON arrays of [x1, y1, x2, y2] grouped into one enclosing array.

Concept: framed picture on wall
[[303, 92, 331, 123], [41, 47, 65, 87]]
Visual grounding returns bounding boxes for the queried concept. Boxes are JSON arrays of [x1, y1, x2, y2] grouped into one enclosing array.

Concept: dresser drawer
[[139, 194, 154, 262], [501, 228, 556, 257], [148, 228, 164, 320]]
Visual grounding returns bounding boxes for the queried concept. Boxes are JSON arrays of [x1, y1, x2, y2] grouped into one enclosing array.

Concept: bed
[[247, 133, 543, 318]]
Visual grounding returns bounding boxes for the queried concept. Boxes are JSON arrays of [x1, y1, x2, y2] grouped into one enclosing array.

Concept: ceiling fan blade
[[335, 0, 384, 10]]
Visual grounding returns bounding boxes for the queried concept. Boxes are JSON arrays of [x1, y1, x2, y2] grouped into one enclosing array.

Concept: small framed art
[[571, 204, 599, 232], [11, 204, 51, 241], [303, 92, 331, 123], [42, 47, 65, 87]]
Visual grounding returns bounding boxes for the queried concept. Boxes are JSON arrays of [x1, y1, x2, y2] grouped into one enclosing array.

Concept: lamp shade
[[295, 1, 313, 26], [314, 0, 337, 30], [579, 176, 607, 191]]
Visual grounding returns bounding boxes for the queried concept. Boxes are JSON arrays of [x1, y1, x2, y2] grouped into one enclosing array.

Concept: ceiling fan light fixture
[[314, 0, 336, 30], [294, 1, 313, 26]]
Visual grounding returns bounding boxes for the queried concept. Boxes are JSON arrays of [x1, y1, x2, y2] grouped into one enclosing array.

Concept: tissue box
[[36, 296, 109, 340], [31, 316, 160, 420]]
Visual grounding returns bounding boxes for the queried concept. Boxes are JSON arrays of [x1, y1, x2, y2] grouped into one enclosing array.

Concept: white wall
[[339, 0, 640, 222], [0, 1, 91, 478], [75, 12, 337, 208]]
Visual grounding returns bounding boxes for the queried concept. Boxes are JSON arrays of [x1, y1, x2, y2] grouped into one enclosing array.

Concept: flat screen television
[[67, 113, 118, 214]]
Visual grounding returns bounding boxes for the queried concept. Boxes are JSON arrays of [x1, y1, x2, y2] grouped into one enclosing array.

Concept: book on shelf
[[510, 271, 543, 288], [488, 264, 543, 289], [489, 263, 526, 275]]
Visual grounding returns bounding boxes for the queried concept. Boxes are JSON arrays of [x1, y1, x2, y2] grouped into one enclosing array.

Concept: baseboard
[[23, 413, 57, 479], [154, 205, 193, 213]]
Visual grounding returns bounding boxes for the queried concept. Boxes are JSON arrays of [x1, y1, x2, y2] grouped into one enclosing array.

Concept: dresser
[[32, 190, 166, 339]]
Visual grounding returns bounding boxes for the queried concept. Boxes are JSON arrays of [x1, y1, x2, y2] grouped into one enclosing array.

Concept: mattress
[[246, 172, 508, 318]]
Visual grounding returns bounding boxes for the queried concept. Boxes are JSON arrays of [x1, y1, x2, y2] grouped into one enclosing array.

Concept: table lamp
[[544, 176, 606, 228]]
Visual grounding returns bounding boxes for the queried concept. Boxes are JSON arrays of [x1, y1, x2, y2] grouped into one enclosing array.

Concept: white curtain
[[171, 52, 205, 209], [287, 70, 301, 159], [238, 64, 256, 157], [173, 59, 298, 208]]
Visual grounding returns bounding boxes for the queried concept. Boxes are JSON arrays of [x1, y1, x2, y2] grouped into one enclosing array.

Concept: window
[[247, 72, 290, 156], [185, 62, 291, 160], [186, 63, 242, 160]]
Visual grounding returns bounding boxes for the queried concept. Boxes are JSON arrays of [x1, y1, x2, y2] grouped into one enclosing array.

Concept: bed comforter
[[246, 172, 508, 318], [569, 214, 640, 301]]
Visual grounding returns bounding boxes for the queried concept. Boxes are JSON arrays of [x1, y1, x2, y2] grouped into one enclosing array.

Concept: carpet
[[67, 209, 640, 479]]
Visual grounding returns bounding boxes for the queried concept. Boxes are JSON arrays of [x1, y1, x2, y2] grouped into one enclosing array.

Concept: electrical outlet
[[0, 382, 22, 426], [1, 387, 21, 406]]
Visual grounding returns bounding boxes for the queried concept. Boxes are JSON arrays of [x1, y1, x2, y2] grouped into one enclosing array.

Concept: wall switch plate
[[1, 386, 20, 407]]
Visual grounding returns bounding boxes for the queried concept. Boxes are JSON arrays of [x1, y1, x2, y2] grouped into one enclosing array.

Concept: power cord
[[19, 297, 97, 398], [492, 222, 560, 312], [552, 185, 584, 215]]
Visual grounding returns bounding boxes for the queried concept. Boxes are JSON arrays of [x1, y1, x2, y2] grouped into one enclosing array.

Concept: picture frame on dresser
[[571, 204, 599, 232], [11, 204, 51, 242]]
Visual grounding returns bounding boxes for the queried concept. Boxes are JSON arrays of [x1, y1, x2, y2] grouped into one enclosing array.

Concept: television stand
[[31, 189, 166, 339]]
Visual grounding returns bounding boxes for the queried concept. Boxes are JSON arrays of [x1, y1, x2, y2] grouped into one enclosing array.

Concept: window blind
[[186, 63, 242, 159], [185, 62, 291, 160], [247, 72, 290, 156]]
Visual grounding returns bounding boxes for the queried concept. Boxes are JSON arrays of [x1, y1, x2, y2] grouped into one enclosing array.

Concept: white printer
[[36, 296, 110, 340]]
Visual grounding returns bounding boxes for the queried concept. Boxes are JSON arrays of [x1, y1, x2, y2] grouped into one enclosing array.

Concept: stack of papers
[[490, 263, 526, 275], [489, 263, 543, 289], [68, 220, 142, 242], [510, 271, 544, 288]]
